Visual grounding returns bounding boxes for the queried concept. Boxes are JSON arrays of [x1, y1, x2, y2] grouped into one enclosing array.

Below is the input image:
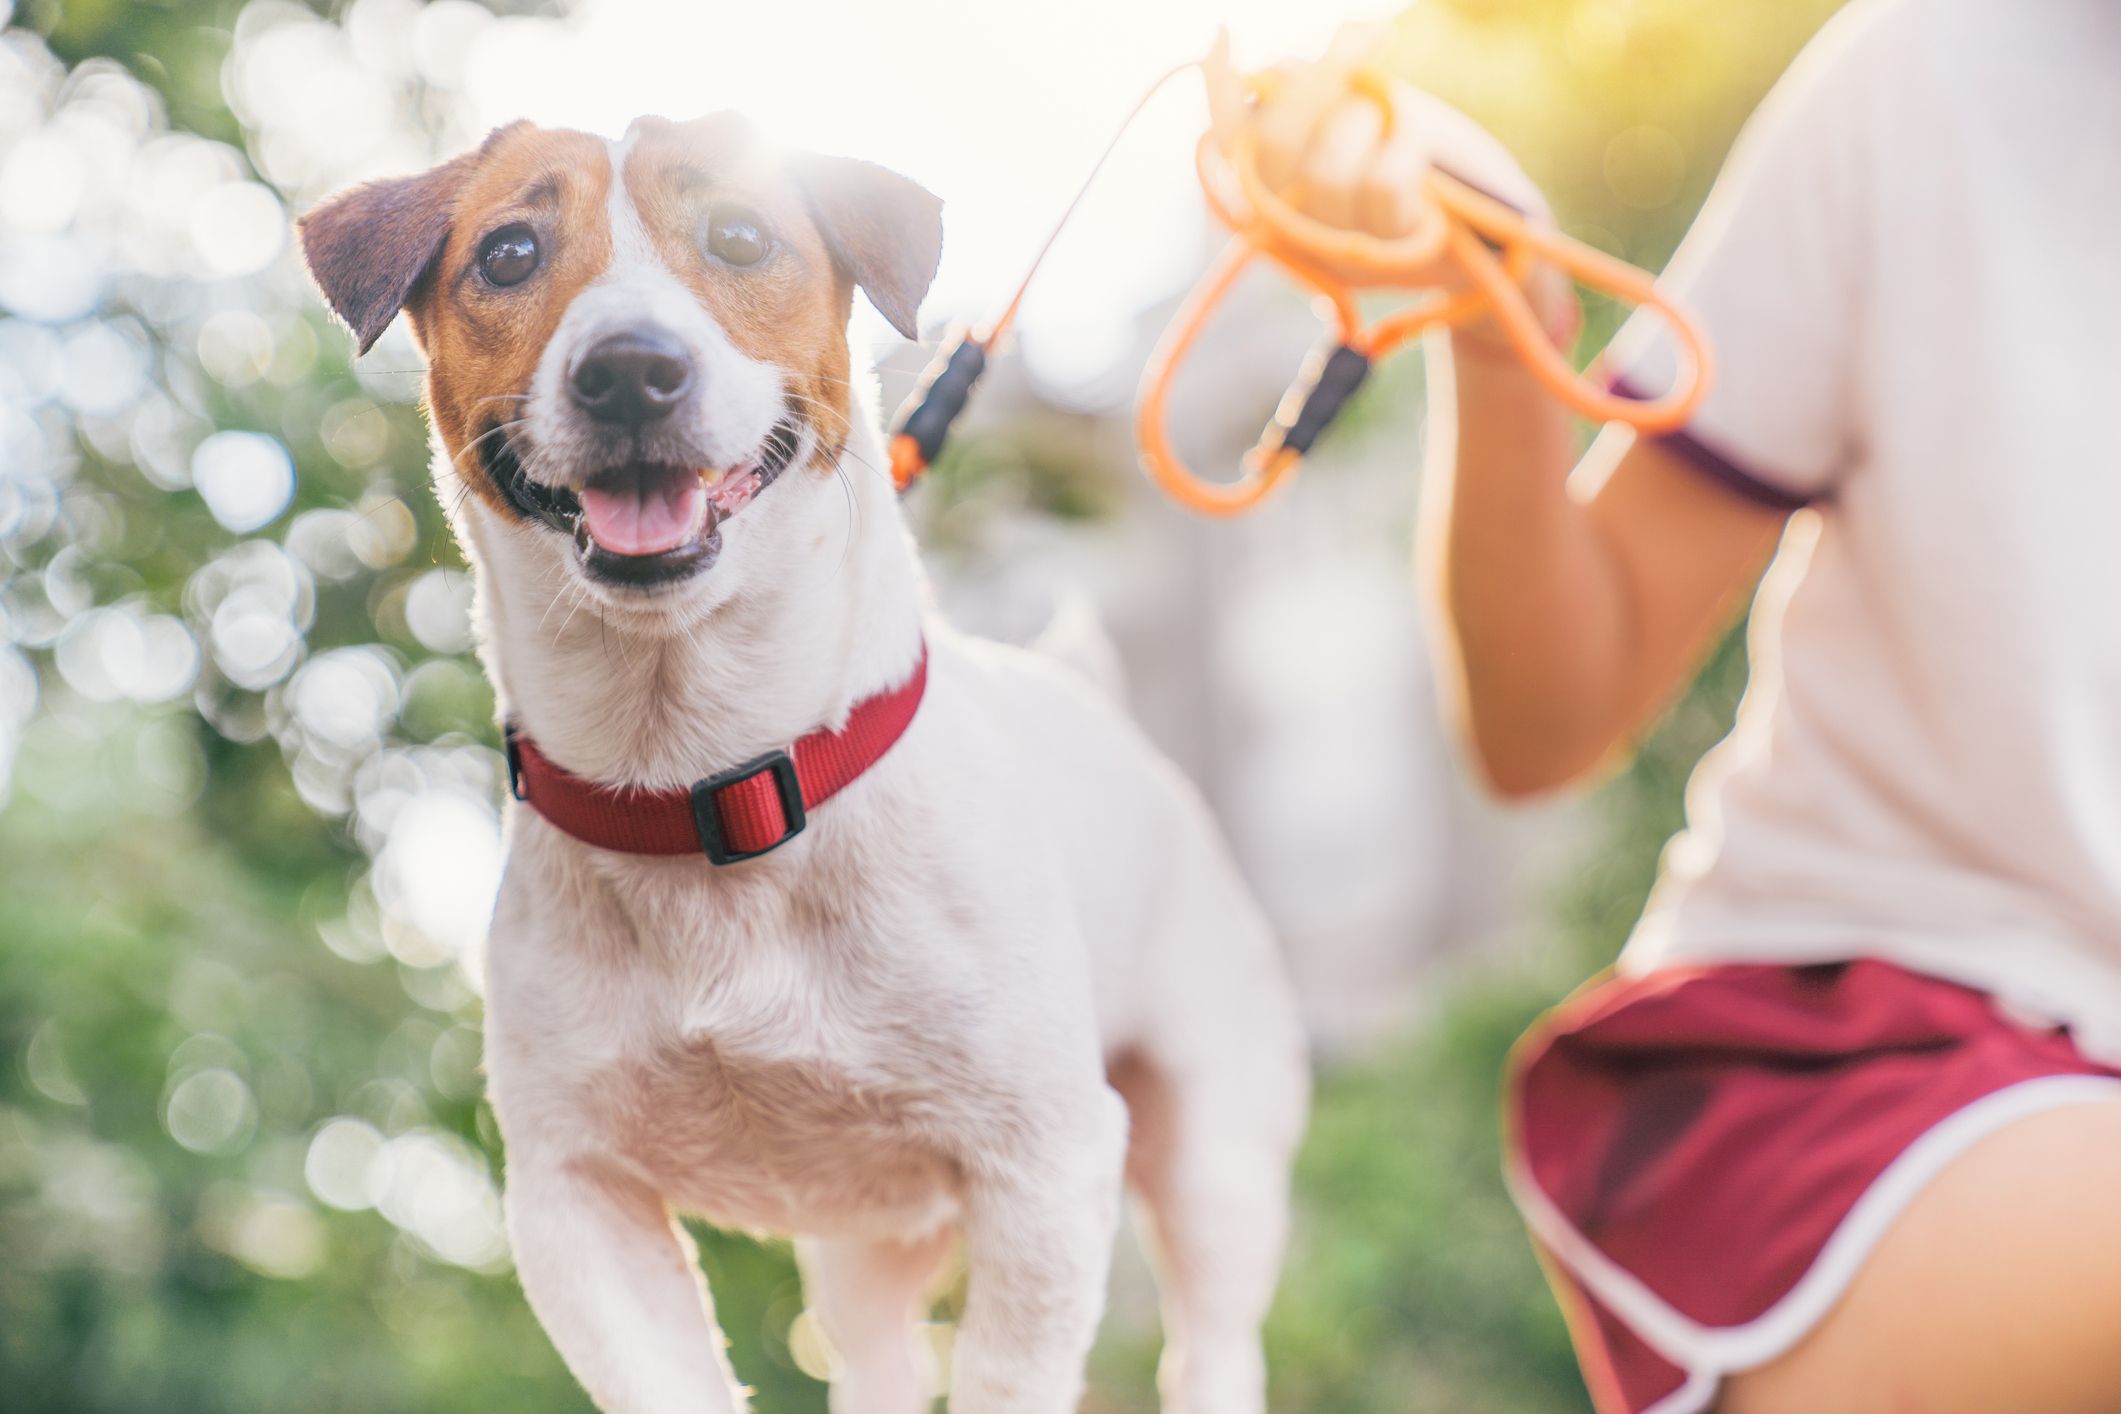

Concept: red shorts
[[1505, 958, 2121, 1414]]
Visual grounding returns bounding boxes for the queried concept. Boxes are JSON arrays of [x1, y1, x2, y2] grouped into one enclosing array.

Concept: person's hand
[[1203, 24, 1573, 349]]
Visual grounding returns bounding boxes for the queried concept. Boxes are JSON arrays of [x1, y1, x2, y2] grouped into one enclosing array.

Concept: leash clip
[[888, 331, 989, 492], [1267, 343, 1372, 461]]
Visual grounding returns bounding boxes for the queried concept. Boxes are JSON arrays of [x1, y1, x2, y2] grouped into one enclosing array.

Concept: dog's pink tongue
[[578, 466, 703, 557]]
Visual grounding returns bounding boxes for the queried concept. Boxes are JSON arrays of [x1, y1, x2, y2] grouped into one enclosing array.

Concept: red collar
[[505, 643, 928, 864]]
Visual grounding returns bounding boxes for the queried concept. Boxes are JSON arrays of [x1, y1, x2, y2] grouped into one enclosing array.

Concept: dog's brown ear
[[793, 155, 942, 341], [299, 153, 475, 355]]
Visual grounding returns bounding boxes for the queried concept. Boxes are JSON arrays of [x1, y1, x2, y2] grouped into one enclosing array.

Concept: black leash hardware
[[887, 333, 989, 491], [1262, 342, 1372, 460]]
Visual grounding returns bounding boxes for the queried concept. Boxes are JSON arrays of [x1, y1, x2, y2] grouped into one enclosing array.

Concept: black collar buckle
[[690, 749, 806, 865]]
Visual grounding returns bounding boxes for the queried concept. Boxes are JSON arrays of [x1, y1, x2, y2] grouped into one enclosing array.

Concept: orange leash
[[891, 62, 1715, 518]]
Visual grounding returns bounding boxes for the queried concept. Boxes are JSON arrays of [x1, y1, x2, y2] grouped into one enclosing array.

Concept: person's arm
[[1424, 355, 1786, 796], [1210, 28, 1793, 797]]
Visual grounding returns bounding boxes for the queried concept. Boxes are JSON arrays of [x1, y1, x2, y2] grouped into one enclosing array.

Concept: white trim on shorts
[[1506, 1073, 2121, 1414]]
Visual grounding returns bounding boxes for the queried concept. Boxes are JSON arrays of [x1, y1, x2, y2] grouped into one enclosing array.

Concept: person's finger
[[1254, 21, 1385, 189], [1358, 114, 1431, 238], [1398, 85, 1552, 222], [1202, 27, 1246, 155], [1296, 95, 1386, 231]]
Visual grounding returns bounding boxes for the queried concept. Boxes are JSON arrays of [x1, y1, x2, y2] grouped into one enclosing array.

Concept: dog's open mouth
[[484, 420, 801, 587]]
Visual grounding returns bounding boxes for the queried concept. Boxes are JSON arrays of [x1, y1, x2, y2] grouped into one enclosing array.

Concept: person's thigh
[[1721, 1098, 2121, 1414]]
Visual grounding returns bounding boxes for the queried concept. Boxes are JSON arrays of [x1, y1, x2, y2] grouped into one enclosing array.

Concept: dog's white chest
[[606, 1018, 964, 1237], [488, 858, 976, 1241]]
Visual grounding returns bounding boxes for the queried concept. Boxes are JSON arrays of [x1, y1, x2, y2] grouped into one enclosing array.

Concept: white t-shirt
[[1609, 0, 2121, 1058]]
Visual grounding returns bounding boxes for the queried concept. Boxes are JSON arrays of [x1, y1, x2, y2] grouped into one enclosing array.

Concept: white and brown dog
[[300, 115, 1308, 1414]]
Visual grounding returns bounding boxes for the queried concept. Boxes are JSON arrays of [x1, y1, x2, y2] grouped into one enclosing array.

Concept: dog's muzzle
[[479, 416, 802, 589]]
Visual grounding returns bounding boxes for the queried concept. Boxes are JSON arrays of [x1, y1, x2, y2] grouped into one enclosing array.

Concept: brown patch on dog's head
[[396, 127, 617, 505], [299, 157, 463, 356], [300, 116, 943, 520], [302, 123, 617, 514], [298, 121, 535, 356], [619, 114, 941, 466]]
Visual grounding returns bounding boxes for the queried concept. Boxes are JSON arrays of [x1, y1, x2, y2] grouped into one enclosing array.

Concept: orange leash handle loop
[[1136, 68, 1716, 516], [1135, 135, 1385, 519], [1137, 237, 1315, 517]]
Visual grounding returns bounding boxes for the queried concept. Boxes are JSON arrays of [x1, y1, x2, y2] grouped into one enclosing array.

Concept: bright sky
[[458, 0, 1371, 387]]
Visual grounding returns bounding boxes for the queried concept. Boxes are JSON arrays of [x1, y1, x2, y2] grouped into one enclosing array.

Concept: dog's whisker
[[543, 581, 579, 644], [555, 582, 592, 646], [773, 397, 895, 473], [542, 585, 576, 640], [442, 480, 477, 529], [832, 461, 860, 579], [450, 417, 533, 477]]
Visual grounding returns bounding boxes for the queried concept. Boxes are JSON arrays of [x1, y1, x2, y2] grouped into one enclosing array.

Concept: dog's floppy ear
[[298, 151, 478, 355], [793, 154, 942, 341]]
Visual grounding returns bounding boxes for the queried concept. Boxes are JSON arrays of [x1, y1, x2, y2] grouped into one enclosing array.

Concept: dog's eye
[[704, 207, 769, 268], [479, 225, 540, 287]]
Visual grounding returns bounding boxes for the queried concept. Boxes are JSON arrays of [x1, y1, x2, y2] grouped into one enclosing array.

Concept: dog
[[300, 114, 1308, 1414]]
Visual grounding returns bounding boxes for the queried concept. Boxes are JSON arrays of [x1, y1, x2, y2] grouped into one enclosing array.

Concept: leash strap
[[505, 644, 929, 864]]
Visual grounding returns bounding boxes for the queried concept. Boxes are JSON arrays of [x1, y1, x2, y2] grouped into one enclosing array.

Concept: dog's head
[[299, 116, 940, 625]]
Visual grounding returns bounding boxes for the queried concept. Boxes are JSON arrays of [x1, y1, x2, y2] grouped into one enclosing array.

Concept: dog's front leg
[[798, 1228, 957, 1414], [506, 1155, 747, 1414], [949, 1087, 1128, 1413]]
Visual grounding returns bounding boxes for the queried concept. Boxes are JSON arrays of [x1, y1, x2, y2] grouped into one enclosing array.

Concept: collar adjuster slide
[[690, 749, 807, 865]]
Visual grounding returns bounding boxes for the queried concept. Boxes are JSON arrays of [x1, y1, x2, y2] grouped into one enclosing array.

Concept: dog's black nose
[[569, 329, 694, 424]]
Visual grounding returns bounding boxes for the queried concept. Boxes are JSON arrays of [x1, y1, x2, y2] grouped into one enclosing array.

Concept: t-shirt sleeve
[[1605, 2, 1893, 508]]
